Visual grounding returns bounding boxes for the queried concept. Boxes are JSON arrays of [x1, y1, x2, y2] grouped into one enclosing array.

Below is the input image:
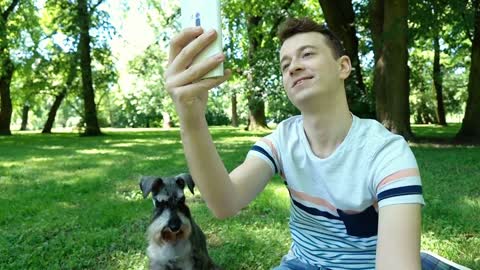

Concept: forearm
[[164, 27, 234, 218], [178, 112, 239, 218]]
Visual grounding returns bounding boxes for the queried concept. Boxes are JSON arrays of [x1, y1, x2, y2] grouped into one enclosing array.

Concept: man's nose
[[288, 58, 304, 75]]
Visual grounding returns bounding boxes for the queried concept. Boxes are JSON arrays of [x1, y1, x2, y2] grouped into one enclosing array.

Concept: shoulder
[[353, 117, 410, 158], [276, 115, 302, 130], [269, 115, 303, 142]]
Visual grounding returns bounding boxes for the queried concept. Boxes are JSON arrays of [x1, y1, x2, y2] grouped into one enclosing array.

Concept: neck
[[301, 91, 352, 159]]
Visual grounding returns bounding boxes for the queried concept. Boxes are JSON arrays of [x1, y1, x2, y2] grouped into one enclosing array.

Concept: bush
[[205, 108, 230, 126]]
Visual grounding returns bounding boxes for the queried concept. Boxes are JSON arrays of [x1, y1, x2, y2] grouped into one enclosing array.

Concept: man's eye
[[303, 52, 313, 57], [282, 64, 289, 71]]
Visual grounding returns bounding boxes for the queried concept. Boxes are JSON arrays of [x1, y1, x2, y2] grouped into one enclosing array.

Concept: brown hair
[[277, 17, 346, 59]]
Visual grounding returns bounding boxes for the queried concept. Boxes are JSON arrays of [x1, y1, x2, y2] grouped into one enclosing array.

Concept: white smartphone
[[180, 0, 224, 78]]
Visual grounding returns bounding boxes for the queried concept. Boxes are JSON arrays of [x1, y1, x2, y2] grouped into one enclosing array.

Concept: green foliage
[[0, 126, 478, 269], [7, 0, 118, 130], [266, 88, 299, 123], [109, 42, 169, 128], [3, 0, 478, 131], [407, 0, 472, 124], [206, 88, 231, 126], [205, 109, 230, 126], [222, 0, 323, 122]]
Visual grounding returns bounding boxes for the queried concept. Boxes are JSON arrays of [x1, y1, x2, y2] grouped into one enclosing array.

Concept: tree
[[77, 0, 102, 136], [42, 52, 79, 133], [223, 0, 320, 130], [370, 0, 412, 139], [431, 1, 447, 126], [457, 0, 480, 141], [0, 0, 20, 135], [409, 0, 450, 125], [123, 42, 170, 128], [317, 0, 369, 116]]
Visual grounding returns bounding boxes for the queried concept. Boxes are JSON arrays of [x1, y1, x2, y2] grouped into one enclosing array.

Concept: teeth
[[294, 78, 308, 87]]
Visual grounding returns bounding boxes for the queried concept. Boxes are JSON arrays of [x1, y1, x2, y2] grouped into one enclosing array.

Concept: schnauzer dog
[[140, 173, 221, 270]]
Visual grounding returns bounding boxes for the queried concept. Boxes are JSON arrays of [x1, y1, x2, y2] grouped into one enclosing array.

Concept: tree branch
[[89, 0, 106, 15], [462, 0, 474, 42], [268, 0, 296, 38], [1, 0, 20, 21]]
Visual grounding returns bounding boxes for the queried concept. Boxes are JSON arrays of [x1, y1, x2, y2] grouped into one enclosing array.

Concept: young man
[[165, 17, 468, 270]]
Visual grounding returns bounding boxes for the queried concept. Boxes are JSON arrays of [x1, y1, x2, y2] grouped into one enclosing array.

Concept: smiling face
[[279, 32, 351, 110]]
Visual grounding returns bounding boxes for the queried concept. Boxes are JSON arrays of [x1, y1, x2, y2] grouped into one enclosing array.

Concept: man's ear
[[176, 173, 195, 195], [338, 55, 352, 80], [139, 176, 164, 198]]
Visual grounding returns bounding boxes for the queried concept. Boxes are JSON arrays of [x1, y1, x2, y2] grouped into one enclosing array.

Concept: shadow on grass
[[411, 123, 480, 146]]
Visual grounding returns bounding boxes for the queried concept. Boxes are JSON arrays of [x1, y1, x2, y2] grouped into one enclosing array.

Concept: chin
[[288, 87, 331, 109]]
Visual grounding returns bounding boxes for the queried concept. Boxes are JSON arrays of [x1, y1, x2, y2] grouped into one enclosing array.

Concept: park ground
[[0, 124, 479, 269]]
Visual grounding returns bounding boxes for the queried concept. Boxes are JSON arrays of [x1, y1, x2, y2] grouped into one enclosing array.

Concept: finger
[[168, 27, 204, 65], [169, 29, 218, 71], [168, 53, 225, 87], [177, 69, 232, 97]]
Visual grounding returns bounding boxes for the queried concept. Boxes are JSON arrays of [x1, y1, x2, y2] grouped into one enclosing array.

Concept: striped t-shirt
[[247, 114, 425, 270]]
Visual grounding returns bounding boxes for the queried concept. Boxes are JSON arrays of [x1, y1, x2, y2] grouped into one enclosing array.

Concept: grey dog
[[140, 173, 221, 270]]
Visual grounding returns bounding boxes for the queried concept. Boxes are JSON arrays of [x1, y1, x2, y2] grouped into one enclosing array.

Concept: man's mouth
[[292, 76, 313, 87]]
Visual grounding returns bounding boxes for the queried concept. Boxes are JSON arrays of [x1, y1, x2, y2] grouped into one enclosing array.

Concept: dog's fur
[[140, 173, 221, 270]]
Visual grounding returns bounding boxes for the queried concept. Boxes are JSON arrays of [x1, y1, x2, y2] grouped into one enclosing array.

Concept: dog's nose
[[168, 219, 182, 232]]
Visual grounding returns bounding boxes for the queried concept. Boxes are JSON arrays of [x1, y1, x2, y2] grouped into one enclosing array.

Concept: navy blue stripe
[[251, 145, 278, 173], [377, 185, 423, 201], [292, 199, 341, 220]]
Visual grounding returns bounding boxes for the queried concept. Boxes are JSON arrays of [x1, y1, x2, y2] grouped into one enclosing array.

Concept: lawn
[[0, 125, 478, 269]]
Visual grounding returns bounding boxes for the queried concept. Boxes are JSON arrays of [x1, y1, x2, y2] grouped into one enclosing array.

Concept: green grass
[[0, 126, 478, 269]]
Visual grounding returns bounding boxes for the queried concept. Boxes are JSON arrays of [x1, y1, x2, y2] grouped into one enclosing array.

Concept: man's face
[[279, 32, 347, 108]]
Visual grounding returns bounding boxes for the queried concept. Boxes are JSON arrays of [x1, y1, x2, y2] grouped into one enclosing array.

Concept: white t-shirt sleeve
[[246, 124, 283, 176], [370, 135, 425, 208]]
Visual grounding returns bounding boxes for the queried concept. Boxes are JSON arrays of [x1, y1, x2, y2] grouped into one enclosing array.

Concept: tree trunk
[[456, 0, 480, 142], [0, 0, 20, 136], [245, 15, 268, 130], [370, 0, 387, 123], [231, 93, 238, 127], [42, 89, 67, 133], [247, 93, 267, 130], [317, 0, 366, 98], [430, 1, 447, 126], [433, 34, 447, 126], [77, 0, 102, 136], [0, 58, 13, 135], [0, 59, 13, 135], [42, 53, 78, 134], [371, 0, 412, 139], [20, 104, 29, 130], [383, 0, 412, 139]]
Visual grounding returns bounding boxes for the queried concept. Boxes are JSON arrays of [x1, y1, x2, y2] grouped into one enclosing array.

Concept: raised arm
[[165, 27, 272, 218]]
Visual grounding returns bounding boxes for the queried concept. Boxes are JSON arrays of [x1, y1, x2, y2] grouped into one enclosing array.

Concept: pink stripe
[[260, 138, 284, 177], [288, 187, 337, 212], [377, 168, 420, 191]]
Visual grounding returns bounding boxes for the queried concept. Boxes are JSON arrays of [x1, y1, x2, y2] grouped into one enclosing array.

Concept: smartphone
[[180, 0, 224, 78]]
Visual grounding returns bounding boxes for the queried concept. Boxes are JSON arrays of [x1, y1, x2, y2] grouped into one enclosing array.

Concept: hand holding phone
[[180, 0, 224, 79]]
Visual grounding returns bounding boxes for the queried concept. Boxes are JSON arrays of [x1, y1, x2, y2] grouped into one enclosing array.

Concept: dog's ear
[[176, 173, 195, 194], [139, 176, 164, 198]]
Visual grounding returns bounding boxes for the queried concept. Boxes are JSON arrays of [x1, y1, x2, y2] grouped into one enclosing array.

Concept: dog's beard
[[148, 209, 192, 245]]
